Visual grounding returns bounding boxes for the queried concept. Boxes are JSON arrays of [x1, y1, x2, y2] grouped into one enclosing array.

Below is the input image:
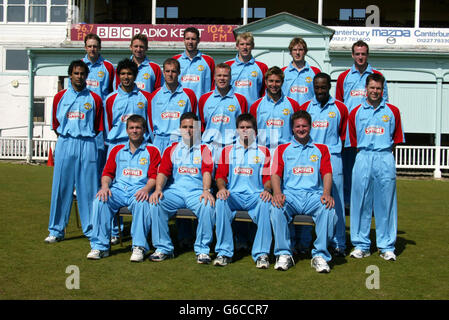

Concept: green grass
[[0, 161, 448, 300]]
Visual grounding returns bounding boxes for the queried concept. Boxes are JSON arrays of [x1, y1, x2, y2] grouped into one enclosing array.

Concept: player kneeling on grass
[[270, 110, 337, 273], [87, 115, 161, 261], [149, 112, 216, 264], [214, 113, 273, 268]]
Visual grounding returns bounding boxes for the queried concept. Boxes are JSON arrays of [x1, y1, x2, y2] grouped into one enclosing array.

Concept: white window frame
[[1, 0, 67, 24]]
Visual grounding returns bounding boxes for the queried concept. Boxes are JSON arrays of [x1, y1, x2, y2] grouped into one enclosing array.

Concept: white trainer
[[130, 247, 146, 262], [274, 255, 294, 271], [311, 256, 330, 273], [44, 235, 62, 243], [350, 249, 371, 259], [380, 251, 396, 261], [87, 249, 109, 260]]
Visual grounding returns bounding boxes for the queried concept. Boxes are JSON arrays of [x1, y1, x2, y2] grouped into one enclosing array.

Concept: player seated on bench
[[214, 113, 273, 268], [86, 114, 161, 261], [149, 112, 216, 264]]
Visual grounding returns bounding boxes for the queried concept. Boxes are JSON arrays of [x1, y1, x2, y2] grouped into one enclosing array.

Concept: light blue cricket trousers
[[90, 185, 152, 252], [215, 192, 272, 262], [350, 150, 398, 253], [271, 190, 337, 261], [150, 188, 215, 255], [295, 153, 346, 251], [48, 135, 98, 239]]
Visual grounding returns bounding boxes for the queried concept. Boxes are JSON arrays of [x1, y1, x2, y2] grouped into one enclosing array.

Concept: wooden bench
[[116, 207, 315, 246]]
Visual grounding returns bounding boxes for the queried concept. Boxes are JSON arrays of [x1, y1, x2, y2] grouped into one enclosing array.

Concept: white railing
[[0, 137, 56, 161], [0, 138, 448, 176]]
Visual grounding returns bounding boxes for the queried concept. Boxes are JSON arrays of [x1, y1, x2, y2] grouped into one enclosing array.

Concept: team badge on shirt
[[139, 157, 148, 165], [328, 112, 336, 118], [178, 100, 186, 107], [282, 108, 290, 116], [143, 73, 150, 80], [305, 76, 313, 83], [251, 71, 258, 77], [253, 156, 261, 164], [193, 157, 201, 164], [228, 105, 236, 112], [382, 115, 390, 122], [137, 102, 145, 109], [83, 103, 92, 110], [197, 65, 205, 71], [97, 71, 105, 78], [309, 155, 319, 162]]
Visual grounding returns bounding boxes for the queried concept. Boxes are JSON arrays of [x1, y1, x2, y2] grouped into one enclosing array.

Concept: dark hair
[[84, 33, 101, 48], [236, 113, 257, 133], [68, 60, 89, 76], [291, 110, 312, 127], [117, 59, 138, 79], [313, 72, 332, 87], [163, 58, 181, 73], [131, 33, 148, 49], [352, 40, 369, 54], [180, 111, 199, 123], [126, 114, 148, 132], [184, 27, 200, 39], [216, 62, 231, 72], [265, 66, 284, 82], [366, 73, 385, 88]]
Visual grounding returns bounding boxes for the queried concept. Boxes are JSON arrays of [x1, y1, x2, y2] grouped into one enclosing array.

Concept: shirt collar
[[162, 82, 183, 94], [287, 61, 311, 72], [118, 84, 139, 95], [235, 54, 255, 65], [130, 55, 150, 66], [362, 98, 387, 111], [311, 95, 335, 109], [182, 50, 202, 60], [123, 141, 146, 152], [213, 86, 235, 98], [83, 54, 104, 66], [351, 63, 373, 75], [291, 136, 314, 148], [264, 91, 286, 104], [235, 138, 257, 150], [179, 139, 201, 151]]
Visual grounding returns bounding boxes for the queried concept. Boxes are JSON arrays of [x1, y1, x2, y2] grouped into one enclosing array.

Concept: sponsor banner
[[312, 120, 329, 128], [178, 166, 199, 175], [365, 126, 385, 135], [211, 114, 230, 124], [234, 167, 253, 176], [71, 24, 237, 42], [161, 111, 181, 119], [67, 111, 85, 120], [292, 166, 314, 175], [330, 26, 449, 48], [123, 168, 143, 177]]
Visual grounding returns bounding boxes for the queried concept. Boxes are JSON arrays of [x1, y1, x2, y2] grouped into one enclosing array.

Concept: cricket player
[[45, 60, 104, 243], [86, 115, 161, 261], [348, 73, 404, 261], [270, 110, 337, 273], [149, 112, 216, 264], [214, 113, 272, 268]]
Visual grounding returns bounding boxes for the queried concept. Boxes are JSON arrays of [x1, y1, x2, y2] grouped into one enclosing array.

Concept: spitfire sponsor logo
[[310, 155, 319, 162], [312, 120, 329, 128], [181, 75, 200, 82], [83, 103, 92, 110], [235, 80, 252, 87], [97, 71, 105, 78], [136, 82, 146, 90], [350, 89, 366, 97], [121, 114, 132, 122], [292, 166, 314, 175], [178, 166, 199, 175], [266, 119, 284, 127], [365, 126, 385, 135], [290, 86, 308, 94], [234, 167, 253, 176], [178, 100, 186, 107], [197, 65, 205, 71], [161, 111, 181, 119], [328, 112, 336, 118], [305, 76, 313, 83], [143, 73, 150, 80], [123, 168, 143, 177], [86, 79, 99, 88], [282, 108, 291, 116], [212, 114, 230, 124], [251, 71, 258, 77], [137, 102, 145, 109], [382, 115, 390, 122], [67, 111, 85, 120], [139, 157, 148, 165]]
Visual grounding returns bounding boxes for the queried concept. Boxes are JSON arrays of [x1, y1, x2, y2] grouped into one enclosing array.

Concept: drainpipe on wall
[[434, 75, 443, 178], [27, 50, 35, 164]]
